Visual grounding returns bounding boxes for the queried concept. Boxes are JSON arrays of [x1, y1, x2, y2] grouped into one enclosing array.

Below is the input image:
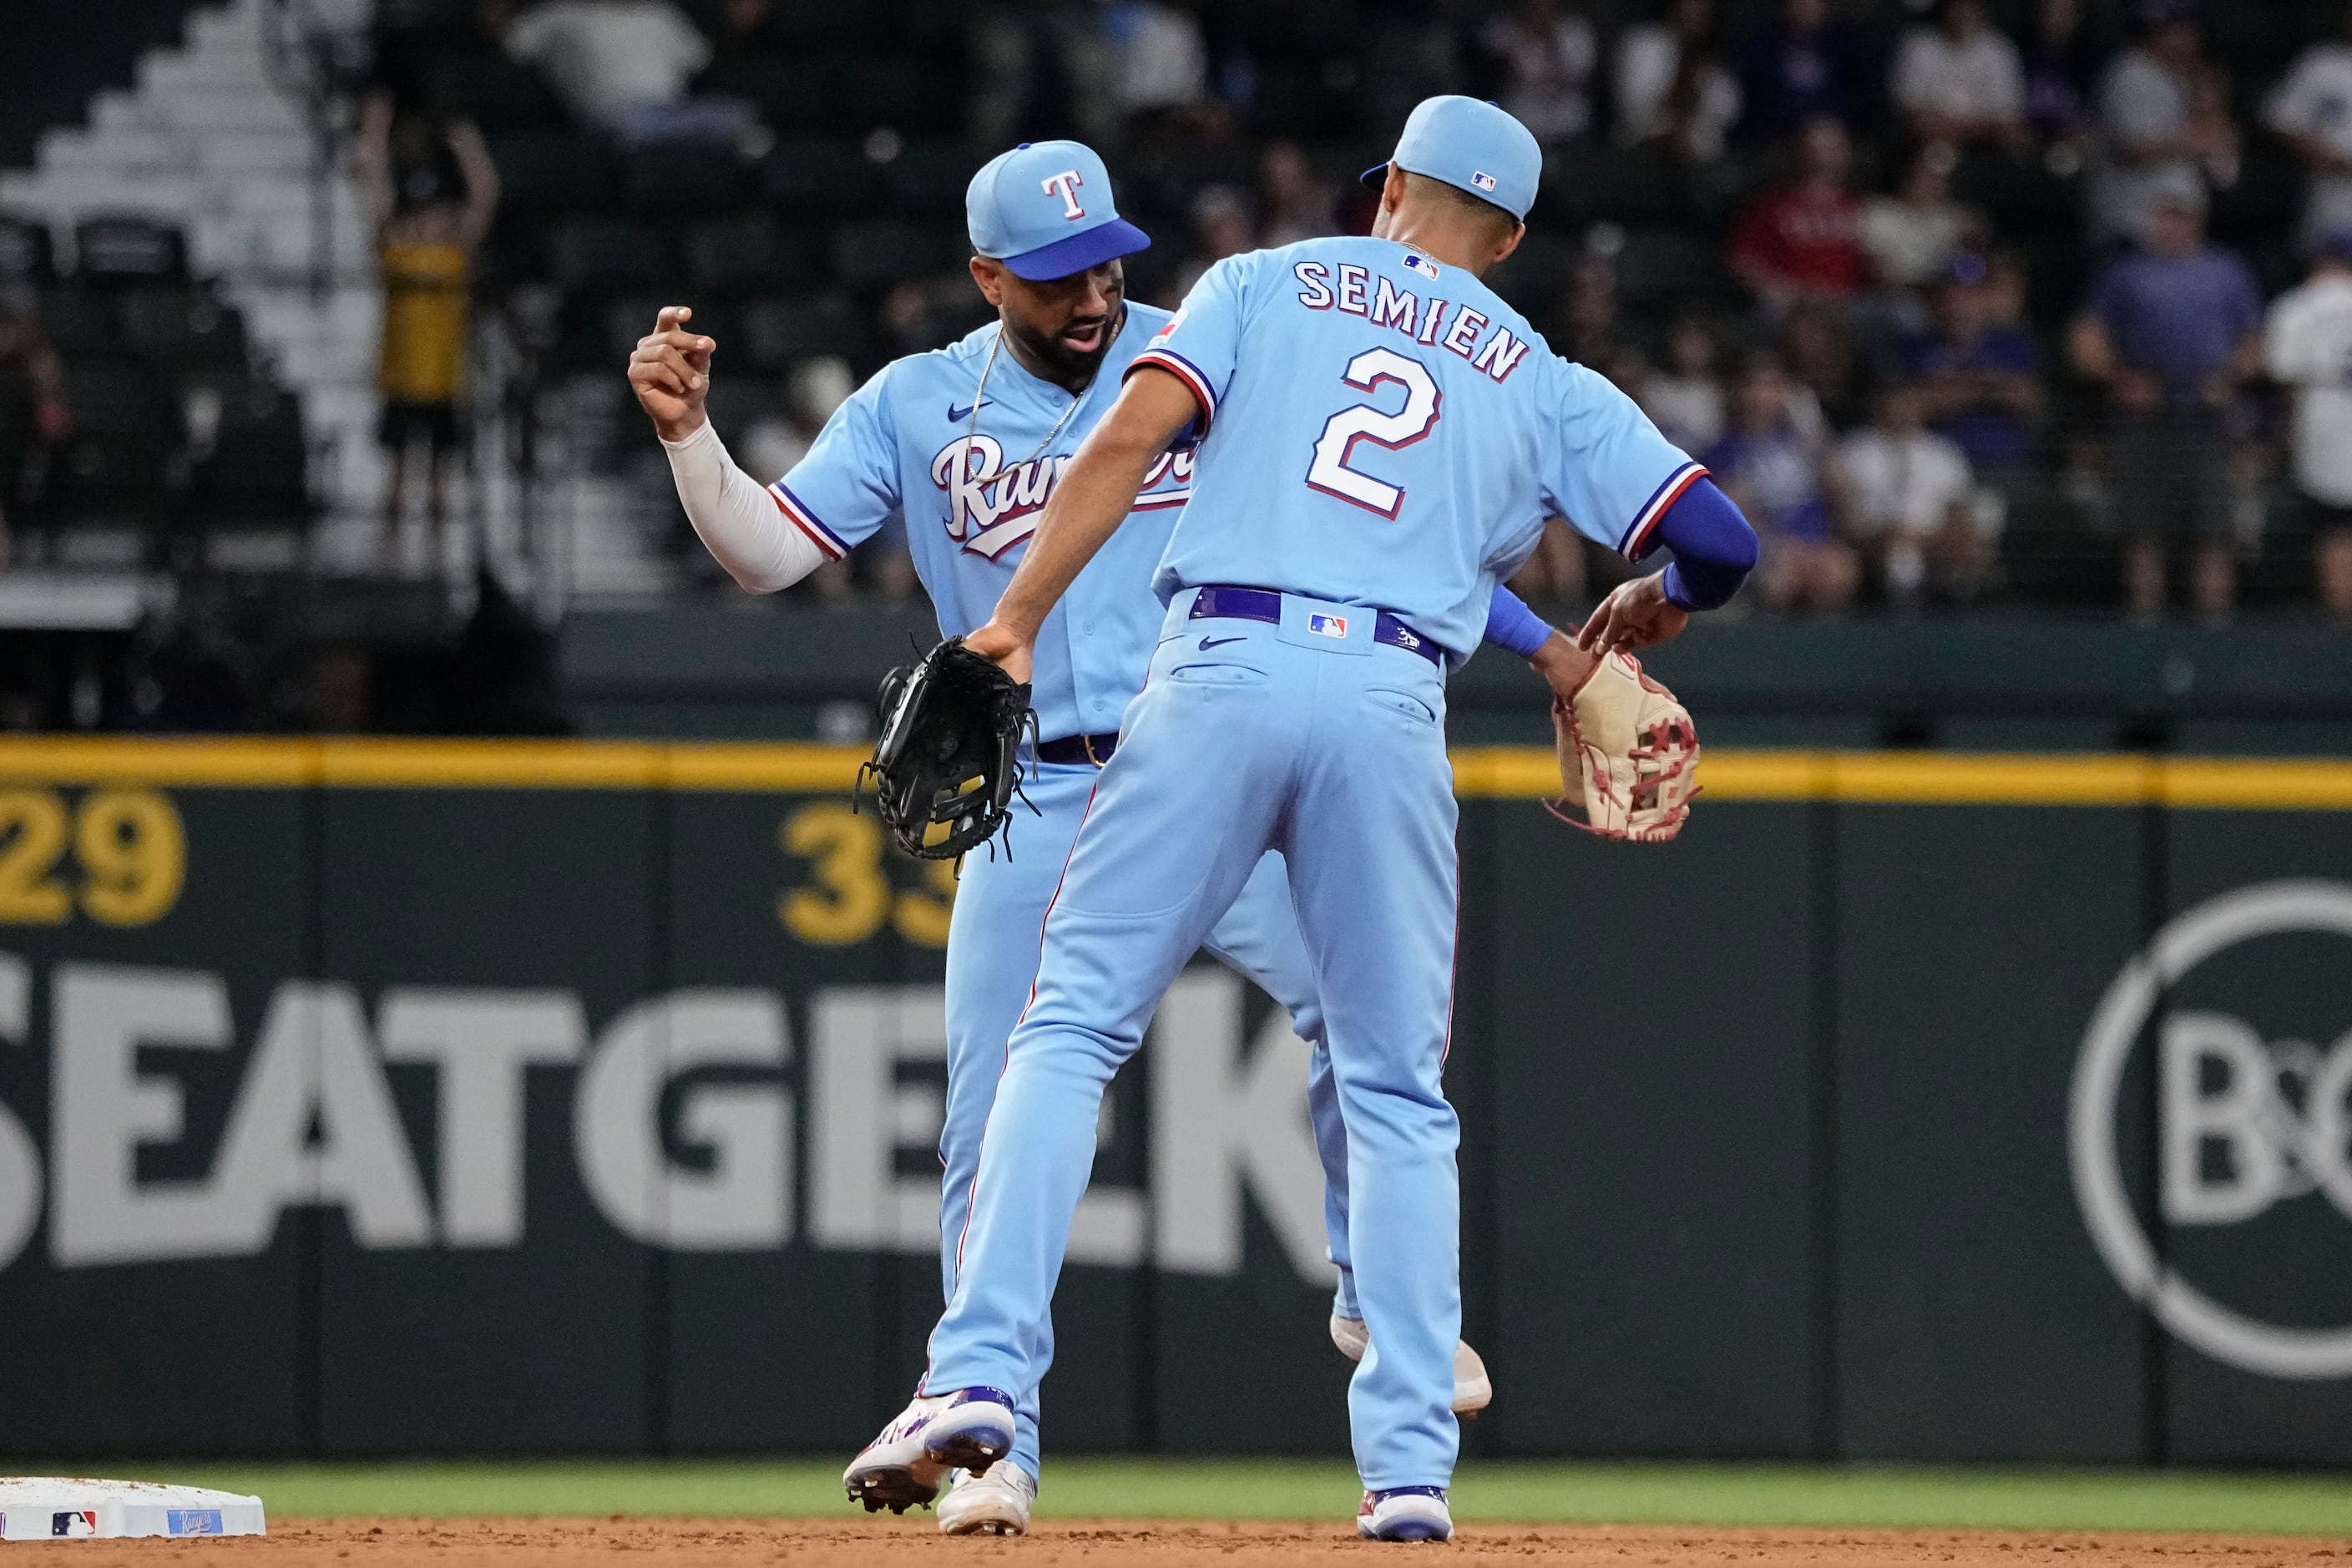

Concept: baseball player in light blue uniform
[[861, 99, 1758, 1541], [630, 136, 1580, 1535]]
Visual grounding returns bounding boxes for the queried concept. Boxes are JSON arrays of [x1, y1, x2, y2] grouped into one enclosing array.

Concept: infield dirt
[[43, 1518, 2352, 1564]]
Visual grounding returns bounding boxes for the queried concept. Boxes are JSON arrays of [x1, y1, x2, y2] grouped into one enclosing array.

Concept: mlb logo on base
[[1308, 613, 1349, 638], [53, 1512, 97, 1538]]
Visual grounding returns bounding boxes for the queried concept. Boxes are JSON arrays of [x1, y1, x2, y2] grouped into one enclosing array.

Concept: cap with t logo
[[1358, 95, 1540, 223], [965, 139, 1152, 281]]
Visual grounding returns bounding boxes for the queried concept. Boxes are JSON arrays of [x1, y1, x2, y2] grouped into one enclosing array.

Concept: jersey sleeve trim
[[768, 480, 849, 561], [1618, 461, 1709, 559], [1127, 348, 1218, 432]]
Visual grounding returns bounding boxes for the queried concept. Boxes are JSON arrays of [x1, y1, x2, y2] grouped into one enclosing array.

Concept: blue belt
[[1186, 584, 1441, 665]]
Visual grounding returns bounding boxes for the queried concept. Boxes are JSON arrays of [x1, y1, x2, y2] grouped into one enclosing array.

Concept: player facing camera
[[966, 254, 1128, 392]]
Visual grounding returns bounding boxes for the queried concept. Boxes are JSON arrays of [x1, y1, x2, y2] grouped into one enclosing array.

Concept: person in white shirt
[[1105, 0, 1209, 119], [1638, 315, 1728, 453], [2089, 2, 2237, 247], [2263, 232, 2352, 624], [2265, 5, 2352, 250], [1480, 0, 1601, 146], [1860, 141, 1980, 291], [506, 0, 752, 149], [1614, 0, 1742, 162], [1839, 381, 1985, 605], [1890, 0, 2028, 152]]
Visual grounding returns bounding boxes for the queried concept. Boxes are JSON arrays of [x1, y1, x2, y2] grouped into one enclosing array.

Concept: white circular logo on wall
[[2069, 879, 2352, 1380]]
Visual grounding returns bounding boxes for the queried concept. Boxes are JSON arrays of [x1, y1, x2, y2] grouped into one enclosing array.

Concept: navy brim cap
[[1000, 217, 1152, 281], [1358, 159, 1390, 191]]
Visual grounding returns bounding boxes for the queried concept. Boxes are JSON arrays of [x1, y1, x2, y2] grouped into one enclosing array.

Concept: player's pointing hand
[[629, 304, 718, 443]]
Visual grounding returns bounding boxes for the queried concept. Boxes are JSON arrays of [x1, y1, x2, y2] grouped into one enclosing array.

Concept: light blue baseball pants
[[939, 753, 1356, 1482], [928, 592, 1462, 1491]]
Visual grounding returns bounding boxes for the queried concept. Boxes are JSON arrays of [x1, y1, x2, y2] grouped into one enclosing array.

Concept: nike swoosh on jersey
[[947, 398, 993, 422], [1197, 635, 1247, 650]]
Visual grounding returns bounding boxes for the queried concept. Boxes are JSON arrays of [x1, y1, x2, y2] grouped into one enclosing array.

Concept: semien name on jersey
[[1290, 262, 1533, 384]]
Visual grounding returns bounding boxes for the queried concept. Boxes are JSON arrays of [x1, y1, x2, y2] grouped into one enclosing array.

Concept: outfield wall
[[0, 739, 2346, 1465]]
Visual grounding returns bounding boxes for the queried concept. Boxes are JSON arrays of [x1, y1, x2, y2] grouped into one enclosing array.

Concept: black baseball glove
[[858, 637, 1039, 860]]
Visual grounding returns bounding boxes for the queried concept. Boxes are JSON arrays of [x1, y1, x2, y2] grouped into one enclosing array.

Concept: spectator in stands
[[2264, 3, 2352, 251], [1103, 0, 1211, 127], [1167, 184, 1254, 305], [1478, 0, 1601, 147], [1707, 355, 1858, 611], [2263, 233, 2352, 625], [1730, 115, 1864, 311], [1737, 0, 1872, 143], [1859, 141, 1980, 298], [1259, 141, 1339, 249], [1638, 314, 1728, 453], [738, 356, 851, 487], [2088, 0, 2238, 247], [690, 0, 787, 104], [1904, 251, 2046, 499], [1890, 0, 2028, 154], [1615, 0, 1742, 164], [506, 0, 763, 152], [2021, 0, 2100, 152], [2070, 178, 2263, 620], [358, 96, 499, 576], [0, 307, 67, 569], [1783, 299, 1872, 432], [1839, 380, 1986, 604], [1555, 254, 1620, 368]]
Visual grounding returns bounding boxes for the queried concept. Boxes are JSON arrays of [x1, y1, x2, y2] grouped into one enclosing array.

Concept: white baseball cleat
[[842, 1386, 1018, 1515], [938, 1460, 1037, 1535], [1358, 1486, 1454, 1542], [1329, 1314, 1494, 1415]]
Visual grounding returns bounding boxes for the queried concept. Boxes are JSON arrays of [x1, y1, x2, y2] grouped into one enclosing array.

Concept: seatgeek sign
[[0, 959, 1332, 1285]]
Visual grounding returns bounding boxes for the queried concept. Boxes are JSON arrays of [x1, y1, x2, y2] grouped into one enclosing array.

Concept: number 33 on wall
[[0, 787, 186, 927]]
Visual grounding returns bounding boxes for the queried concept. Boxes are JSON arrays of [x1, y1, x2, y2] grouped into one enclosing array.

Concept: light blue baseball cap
[[966, 139, 1151, 281], [1359, 95, 1541, 223]]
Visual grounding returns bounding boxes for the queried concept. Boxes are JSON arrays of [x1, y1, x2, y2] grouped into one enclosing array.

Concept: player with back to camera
[[855, 98, 1758, 1543], [627, 137, 1599, 1537]]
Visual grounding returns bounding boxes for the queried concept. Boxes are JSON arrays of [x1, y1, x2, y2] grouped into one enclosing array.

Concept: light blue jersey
[[769, 300, 1447, 1486], [768, 303, 1192, 741], [1133, 236, 1705, 660]]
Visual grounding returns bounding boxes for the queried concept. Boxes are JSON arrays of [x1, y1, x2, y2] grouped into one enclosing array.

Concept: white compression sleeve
[[660, 420, 829, 593]]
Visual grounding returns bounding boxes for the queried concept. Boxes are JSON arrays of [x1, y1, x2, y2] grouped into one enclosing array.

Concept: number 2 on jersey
[[1305, 347, 1442, 518]]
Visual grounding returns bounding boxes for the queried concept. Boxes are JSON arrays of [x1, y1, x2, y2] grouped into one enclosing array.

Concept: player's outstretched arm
[[966, 366, 1198, 682], [1578, 477, 1757, 655], [630, 305, 829, 594]]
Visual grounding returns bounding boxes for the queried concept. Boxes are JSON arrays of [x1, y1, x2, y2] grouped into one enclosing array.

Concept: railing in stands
[[256, 0, 360, 302]]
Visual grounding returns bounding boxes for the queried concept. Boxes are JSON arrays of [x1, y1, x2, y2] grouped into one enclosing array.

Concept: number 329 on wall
[[0, 787, 186, 928]]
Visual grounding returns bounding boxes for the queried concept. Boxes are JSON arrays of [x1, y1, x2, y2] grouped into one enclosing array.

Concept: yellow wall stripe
[[0, 737, 2341, 810]]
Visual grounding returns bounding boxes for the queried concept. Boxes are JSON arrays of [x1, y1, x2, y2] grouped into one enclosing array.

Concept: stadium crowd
[[352, 0, 2352, 620]]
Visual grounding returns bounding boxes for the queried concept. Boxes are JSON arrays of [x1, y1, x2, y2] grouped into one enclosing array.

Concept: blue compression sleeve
[[1483, 583, 1553, 658], [1646, 477, 1758, 612]]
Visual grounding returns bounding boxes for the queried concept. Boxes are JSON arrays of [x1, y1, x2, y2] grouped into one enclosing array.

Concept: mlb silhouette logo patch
[[1308, 613, 1348, 638], [1471, 170, 1497, 191], [1403, 253, 1439, 281]]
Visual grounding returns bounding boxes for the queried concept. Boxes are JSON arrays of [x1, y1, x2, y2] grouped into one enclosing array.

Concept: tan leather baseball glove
[[1547, 650, 1700, 842]]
